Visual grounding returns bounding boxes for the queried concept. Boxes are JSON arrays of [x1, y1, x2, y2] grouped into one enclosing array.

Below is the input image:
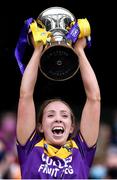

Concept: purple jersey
[[16, 131, 96, 179]]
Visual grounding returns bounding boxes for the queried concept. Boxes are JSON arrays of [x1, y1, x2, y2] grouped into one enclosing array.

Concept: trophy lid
[[37, 7, 76, 32], [38, 7, 76, 19]]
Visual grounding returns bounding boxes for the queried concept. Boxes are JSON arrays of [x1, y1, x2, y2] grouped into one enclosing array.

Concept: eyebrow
[[46, 110, 55, 113], [46, 110, 70, 113]]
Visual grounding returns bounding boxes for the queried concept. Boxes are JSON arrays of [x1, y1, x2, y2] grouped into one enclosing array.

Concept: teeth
[[52, 127, 64, 131], [52, 126, 64, 134]]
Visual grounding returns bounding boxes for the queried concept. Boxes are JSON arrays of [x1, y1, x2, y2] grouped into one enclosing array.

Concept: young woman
[[16, 37, 101, 179]]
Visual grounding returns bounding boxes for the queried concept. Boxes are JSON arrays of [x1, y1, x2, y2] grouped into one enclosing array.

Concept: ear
[[38, 123, 44, 133]]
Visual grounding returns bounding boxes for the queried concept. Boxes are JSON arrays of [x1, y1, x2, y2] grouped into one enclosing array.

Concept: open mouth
[[52, 126, 64, 135]]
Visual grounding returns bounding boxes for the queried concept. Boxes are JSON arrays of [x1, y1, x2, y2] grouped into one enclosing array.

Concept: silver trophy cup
[[38, 7, 79, 81]]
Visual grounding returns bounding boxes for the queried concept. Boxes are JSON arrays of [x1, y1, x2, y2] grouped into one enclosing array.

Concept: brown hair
[[36, 98, 78, 137]]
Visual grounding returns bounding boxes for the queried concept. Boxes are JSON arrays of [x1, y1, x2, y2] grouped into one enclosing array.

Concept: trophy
[[35, 7, 79, 81], [15, 7, 91, 81]]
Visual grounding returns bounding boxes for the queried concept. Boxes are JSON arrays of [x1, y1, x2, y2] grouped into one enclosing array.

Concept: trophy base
[[40, 45, 79, 81]]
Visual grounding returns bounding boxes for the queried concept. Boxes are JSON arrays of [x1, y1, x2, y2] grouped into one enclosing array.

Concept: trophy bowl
[[38, 7, 79, 81]]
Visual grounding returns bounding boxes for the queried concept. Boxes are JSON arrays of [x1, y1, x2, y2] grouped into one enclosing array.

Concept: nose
[[55, 120, 62, 123]]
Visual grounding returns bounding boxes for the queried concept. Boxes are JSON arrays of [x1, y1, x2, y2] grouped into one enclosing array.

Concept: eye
[[47, 114, 54, 118], [62, 114, 68, 118]]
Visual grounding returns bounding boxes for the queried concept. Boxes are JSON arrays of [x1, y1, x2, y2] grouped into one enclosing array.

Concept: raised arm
[[16, 43, 43, 145], [74, 38, 101, 147]]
